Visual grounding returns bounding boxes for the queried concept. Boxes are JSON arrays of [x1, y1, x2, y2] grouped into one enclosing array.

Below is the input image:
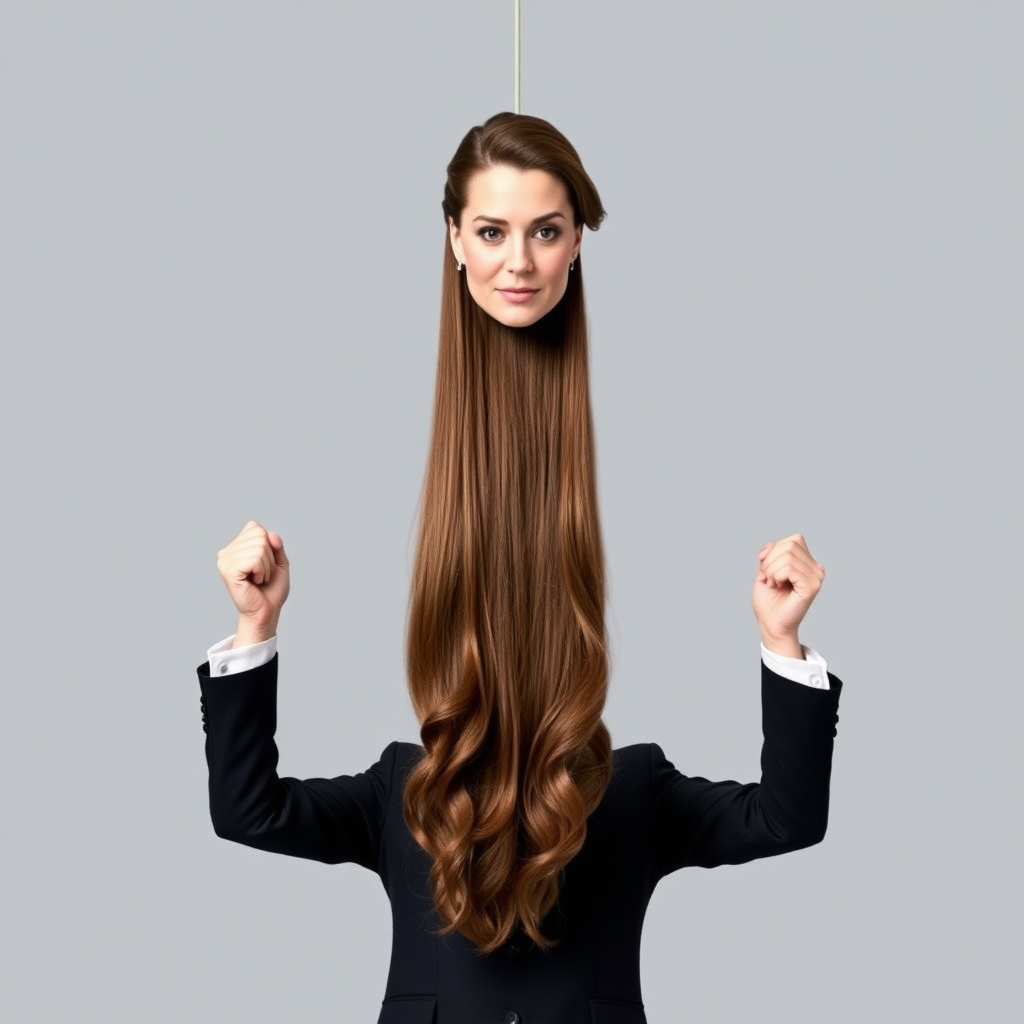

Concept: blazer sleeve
[[651, 662, 842, 877], [198, 654, 395, 871]]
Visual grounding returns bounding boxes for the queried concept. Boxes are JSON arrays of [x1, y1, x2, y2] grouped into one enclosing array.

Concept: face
[[449, 165, 582, 328]]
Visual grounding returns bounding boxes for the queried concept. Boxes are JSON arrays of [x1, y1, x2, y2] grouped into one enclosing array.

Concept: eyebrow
[[471, 211, 567, 226]]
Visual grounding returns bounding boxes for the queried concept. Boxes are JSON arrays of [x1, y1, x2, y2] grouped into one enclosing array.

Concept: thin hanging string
[[514, 0, 521, 113]]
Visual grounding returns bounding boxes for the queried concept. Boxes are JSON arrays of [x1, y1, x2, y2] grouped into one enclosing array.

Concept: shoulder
[[335, 742, 421, 812], [598, 743, 662, 812], [608, 742, 688, 797], [388, 740, 424, 775], [585, 745, 667, 864], [370, 742, 424, 806], [611, 742, 658, 774]]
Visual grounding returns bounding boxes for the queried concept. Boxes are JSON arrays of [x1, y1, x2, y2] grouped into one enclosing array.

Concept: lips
[[498, 288, 539, 303]]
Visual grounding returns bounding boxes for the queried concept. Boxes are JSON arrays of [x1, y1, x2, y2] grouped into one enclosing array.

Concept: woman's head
[[406, 112, 611, 953], [443, 112, 605, 328]]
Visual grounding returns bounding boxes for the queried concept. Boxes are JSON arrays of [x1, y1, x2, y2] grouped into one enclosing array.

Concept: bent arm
[[198, 655, 393, 869], [652, 662, 842, 877]]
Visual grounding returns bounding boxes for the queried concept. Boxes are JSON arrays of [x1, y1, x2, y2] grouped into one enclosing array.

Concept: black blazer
[[198, 657, 841, 1024]]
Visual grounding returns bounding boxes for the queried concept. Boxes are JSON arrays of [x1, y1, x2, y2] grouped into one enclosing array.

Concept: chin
[[476, 291, 564, 330], [489, 307, 548, 329]]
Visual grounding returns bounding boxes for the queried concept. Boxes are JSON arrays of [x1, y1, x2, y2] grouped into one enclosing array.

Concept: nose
[[505, 234, 533, 275]]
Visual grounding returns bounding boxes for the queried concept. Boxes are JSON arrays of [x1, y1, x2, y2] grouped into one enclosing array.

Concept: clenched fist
[[752, 533, 825, 659], [216, 521, 290, 648]]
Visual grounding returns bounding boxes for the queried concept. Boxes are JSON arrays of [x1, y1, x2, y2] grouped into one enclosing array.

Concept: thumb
[[267, 531, 289, 569]]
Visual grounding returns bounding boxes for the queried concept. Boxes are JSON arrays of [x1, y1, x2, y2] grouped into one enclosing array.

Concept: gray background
[[1, 1, 1020, 1021]]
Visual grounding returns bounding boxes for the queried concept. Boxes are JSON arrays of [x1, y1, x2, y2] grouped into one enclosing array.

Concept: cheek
[[465, 248, 501, 279], [539, 250, 571, 282], [463, 235, 501, 269]]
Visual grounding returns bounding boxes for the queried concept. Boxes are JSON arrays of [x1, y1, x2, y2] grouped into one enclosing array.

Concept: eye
[[535, 225, 561, 241], [477, 226, 503, 242]]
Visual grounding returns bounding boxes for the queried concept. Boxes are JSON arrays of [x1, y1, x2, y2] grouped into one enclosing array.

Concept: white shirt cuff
[[207, 634, 278, 677], [760, 642, 829, 690]]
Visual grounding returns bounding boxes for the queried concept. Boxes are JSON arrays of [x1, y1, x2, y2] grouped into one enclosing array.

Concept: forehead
[[462, 165, 572, 218]]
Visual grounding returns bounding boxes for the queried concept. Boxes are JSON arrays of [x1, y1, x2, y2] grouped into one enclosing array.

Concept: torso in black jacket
[[198, 656, 841, 1024]]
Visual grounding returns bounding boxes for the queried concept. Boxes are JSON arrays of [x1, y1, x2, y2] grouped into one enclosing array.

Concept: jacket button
[[502, 1013, 520, 1024]]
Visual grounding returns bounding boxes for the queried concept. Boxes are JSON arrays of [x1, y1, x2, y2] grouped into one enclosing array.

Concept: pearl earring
[[457, 261, 464, 272], [569, 260, 575, 272]]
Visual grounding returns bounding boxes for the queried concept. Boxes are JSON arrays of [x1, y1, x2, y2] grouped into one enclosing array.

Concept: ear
[[572, 223, 583, 262], [448, 217, 465, 265]]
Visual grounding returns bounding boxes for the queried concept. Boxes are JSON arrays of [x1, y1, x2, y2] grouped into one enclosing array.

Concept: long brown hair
[[404, 113, 610, 953]]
